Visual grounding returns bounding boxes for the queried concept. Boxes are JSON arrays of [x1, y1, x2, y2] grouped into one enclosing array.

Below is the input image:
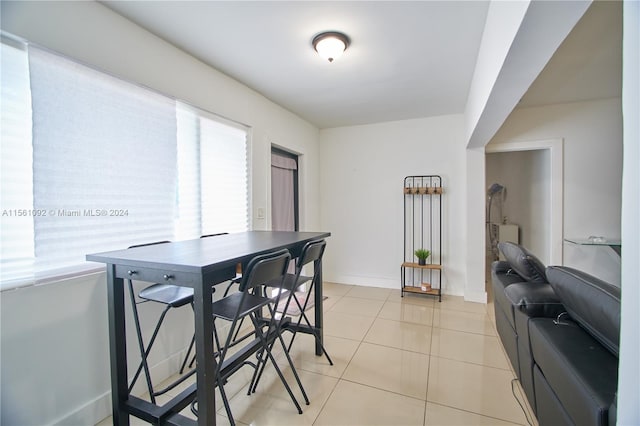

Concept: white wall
[[319, 115, 468, 296], [0, 2, 320, 425], [618, 1, 640, 422], [1, 273, 111, 425], [464, 147, 488, 302], [488, 98, 623, 285]]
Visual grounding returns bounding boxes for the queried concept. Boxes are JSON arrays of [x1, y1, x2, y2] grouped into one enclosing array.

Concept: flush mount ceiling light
[[312, 31, 350, 62]]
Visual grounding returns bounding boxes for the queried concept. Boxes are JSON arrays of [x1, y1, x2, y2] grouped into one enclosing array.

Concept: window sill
[[0, 264, 106, 292]]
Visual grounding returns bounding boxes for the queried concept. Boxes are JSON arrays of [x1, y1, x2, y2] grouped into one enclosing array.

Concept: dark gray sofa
[[492, 242, 620, 426], [491, 242, 564, 389]]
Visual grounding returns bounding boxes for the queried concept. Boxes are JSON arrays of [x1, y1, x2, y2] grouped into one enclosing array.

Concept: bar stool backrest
[[129, 240, 171, 249], [239, 248, 291, 292], [200, 232, 228, 238], [297, 239, 327, 270]]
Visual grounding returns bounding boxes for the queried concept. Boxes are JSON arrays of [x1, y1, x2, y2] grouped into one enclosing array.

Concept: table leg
[[193, 277, 216, 425], [107, 265, 130, 426], [314, 259, 324, 356]]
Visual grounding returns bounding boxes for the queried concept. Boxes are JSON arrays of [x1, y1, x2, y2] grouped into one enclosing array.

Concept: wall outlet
[[257, 207, 265, 219]]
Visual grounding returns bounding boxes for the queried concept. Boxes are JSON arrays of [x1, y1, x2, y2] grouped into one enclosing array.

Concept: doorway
[[485, 139, 564, 288], [271, 147, 299, 231]]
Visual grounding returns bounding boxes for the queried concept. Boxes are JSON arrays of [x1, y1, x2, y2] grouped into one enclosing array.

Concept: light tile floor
[[97, 283, 538, 425]]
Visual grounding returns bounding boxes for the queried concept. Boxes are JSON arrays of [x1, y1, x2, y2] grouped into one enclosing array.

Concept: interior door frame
[[271, 146, 300, 231], [485, 138, 564, 265]]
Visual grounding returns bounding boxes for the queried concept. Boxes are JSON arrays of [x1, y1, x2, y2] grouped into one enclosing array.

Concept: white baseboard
[[53, 347, 193, 425], [464, 290, 488, 304], [327, 275, 477, 301], [52, 390, 111, 426], [329, 274, 399, 289]]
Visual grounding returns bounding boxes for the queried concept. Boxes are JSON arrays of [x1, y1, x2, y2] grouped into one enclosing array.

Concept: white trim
[[464, 290, 488, 304], [331, 274, 399, 289], [486, 138, 564, 265], [0, 264, 105, 293], [50, 345, 194, 425]]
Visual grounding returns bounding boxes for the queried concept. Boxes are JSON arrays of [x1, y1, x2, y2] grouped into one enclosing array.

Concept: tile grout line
[[281, 297, 426, 425], [312, 287, 380, 425], [423, 297, 436, 425], [307, 289, 343, 426]]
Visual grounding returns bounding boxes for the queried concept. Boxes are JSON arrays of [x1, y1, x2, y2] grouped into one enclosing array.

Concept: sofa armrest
[[504, 282, 565, 319]]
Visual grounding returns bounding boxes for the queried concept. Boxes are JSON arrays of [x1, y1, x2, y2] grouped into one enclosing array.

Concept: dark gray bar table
[[87, 231, 330, 426]]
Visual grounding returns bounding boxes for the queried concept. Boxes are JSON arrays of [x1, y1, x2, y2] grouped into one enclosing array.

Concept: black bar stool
[[202, 248, 309, 425], [126, 241, 196, 403], [281, 239, 332, 363], [250, 239, 332, 392]]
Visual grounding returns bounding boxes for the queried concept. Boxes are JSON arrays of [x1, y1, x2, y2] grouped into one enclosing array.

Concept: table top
[[86, 231, 330, 274]]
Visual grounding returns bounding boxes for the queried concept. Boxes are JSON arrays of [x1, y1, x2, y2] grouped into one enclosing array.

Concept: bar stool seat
[[275, 273, 312, 292], [127, 241, 197, 404], [138, 284, 194, 308], [210, 291, 268, 321]]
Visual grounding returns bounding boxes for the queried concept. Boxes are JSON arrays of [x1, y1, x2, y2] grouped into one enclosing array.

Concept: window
[[175, 103, 249, 239], [0, 38, 34, 283], [0, 38, 249, 290]]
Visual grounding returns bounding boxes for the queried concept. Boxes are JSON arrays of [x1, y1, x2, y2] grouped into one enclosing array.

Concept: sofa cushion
[[546, 266, 621, 356], [530, 318, 618, 426], [498, 242, 547, 283], [504, 282, 564, 319]]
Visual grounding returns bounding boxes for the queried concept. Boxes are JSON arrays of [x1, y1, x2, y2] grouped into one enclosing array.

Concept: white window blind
[[0, 39, 250, 290], [176, 103, 249, 238], [199, 115, 249, 234], [0, 38, 35, 283], [28, 47, 178, 280], [174, 104, 201, 241]]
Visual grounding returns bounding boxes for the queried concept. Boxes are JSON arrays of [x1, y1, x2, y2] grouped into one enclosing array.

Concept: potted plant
[[414, 248, 431, 265]]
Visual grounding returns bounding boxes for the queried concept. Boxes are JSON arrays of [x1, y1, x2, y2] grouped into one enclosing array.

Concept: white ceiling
[[101, 0, 621, 129]]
